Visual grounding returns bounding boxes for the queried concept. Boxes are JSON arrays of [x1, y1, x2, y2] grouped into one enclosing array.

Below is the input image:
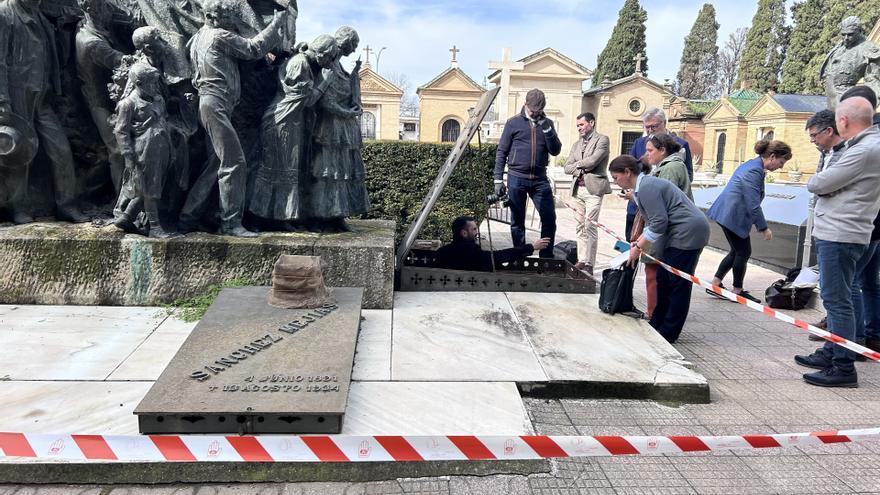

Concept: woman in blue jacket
[[707, 140, 792, 303]]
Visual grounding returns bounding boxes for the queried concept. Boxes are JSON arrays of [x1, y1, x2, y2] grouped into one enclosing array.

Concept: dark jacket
[[434, 239, 534, 272], [494, 108, 562, 181]]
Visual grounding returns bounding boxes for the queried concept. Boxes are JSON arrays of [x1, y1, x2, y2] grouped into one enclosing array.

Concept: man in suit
[[625, 107, 692, 241], [563, 112, 610, 274]]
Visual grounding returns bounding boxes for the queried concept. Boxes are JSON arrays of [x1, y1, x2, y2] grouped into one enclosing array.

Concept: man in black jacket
[[434, 216, 550, 272], [494, 89, 562, 258]]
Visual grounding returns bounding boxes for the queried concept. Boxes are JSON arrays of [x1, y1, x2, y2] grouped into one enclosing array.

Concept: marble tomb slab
[[352, 309, 392, 381], [507, 292, 708, 402], [0, 381, 151, 436], [0, 305, 165, 381], [343, 382, 530, 435], [134, 287, 363, 434], [391, 292, 546, 381], [106, 317, 197, 381]]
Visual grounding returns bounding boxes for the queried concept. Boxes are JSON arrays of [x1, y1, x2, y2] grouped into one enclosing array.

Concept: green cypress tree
[[736, 0, 788, 93], [805, 0, 880, 94], [675, 4, 720, 98], [591, 0, 648, 87], [779, 0, 826, 94]]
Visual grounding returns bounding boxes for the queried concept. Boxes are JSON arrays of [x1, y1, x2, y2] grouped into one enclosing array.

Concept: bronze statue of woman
[[246, 34, 337, 229], [307, 26, 370, 232]]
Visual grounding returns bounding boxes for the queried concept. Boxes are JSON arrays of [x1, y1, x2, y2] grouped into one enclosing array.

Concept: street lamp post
[[374, 46, 387, 73]]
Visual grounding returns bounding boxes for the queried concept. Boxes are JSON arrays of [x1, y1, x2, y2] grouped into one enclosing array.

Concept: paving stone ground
[[2, 198, 879, 494]]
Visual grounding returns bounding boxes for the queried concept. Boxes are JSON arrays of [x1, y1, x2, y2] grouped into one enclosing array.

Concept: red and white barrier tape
[[573, 208, 880, 363], [2, 429, 879, 462]]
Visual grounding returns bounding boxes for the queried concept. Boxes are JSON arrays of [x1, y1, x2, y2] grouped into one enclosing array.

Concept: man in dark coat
[[434, 216, 549, 272], [493, 88, 562, 258]]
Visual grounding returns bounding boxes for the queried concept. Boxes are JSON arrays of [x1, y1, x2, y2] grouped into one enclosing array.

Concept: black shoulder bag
[[599, 262, 639, 315]]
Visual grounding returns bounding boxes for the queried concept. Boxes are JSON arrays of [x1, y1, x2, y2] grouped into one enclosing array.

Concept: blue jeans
[[853, 240, 880, 342], [507, 175, 556, 258], [817, 239, 868, 372]]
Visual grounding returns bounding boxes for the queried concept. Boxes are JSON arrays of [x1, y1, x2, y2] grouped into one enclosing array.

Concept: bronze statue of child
[[112, 62, 175, 238]]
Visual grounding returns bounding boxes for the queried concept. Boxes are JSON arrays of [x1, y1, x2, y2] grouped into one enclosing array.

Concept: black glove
[[494, 182, 506, 196], [537, 117, 553, 133]]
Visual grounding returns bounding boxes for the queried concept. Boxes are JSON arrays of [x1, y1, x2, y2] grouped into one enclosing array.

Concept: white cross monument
[[633, 52, 646, 76], [449, 45, 460, 68], [488, 47, 524, 138]]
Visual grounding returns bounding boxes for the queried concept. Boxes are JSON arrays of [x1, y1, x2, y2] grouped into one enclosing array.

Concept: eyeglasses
[[644, 124, 661, 131], [808, 127, 830, 140]]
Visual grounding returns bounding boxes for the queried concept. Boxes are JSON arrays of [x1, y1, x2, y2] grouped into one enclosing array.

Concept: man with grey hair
[[624, 107, 692, 240], [179, 0, 287, 237], [803, 109, 846, 336], [795, 96, 880, 387], [820, 16, 880, 108]]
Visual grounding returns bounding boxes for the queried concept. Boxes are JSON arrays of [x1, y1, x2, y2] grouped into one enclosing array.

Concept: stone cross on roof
[[633, 52, 645, 75], [449, 45, 460, 63], [363, 45, 373, 67], [489, 47, 524, 124]]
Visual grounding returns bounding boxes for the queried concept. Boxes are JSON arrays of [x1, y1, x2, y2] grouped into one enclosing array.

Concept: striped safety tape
[[572, 207, 880, 363], [2, 429, 879, 462]]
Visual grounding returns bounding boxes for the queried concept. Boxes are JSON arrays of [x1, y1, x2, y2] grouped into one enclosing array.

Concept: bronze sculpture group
[[0, 0, 369, 237], [0, 1, 877, 238]]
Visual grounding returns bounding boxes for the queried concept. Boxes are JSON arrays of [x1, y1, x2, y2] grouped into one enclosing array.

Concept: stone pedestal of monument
[[0, 219, 394, 309]]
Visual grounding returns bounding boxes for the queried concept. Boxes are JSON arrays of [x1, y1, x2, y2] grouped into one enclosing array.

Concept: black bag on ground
[[765, 279, 815, 310], [554, 240, 578, 264], [599, 263, 638, 314]]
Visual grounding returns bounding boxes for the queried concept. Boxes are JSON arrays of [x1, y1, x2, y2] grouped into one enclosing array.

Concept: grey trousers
[[180, 95, 247, 230]]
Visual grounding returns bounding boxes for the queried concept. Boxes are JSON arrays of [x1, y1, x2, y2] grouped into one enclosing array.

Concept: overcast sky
[[295, 0, 763, 94]]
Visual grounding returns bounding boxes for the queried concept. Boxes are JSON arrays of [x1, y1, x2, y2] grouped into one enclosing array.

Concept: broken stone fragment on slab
[[268, 255, 334, 309]]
